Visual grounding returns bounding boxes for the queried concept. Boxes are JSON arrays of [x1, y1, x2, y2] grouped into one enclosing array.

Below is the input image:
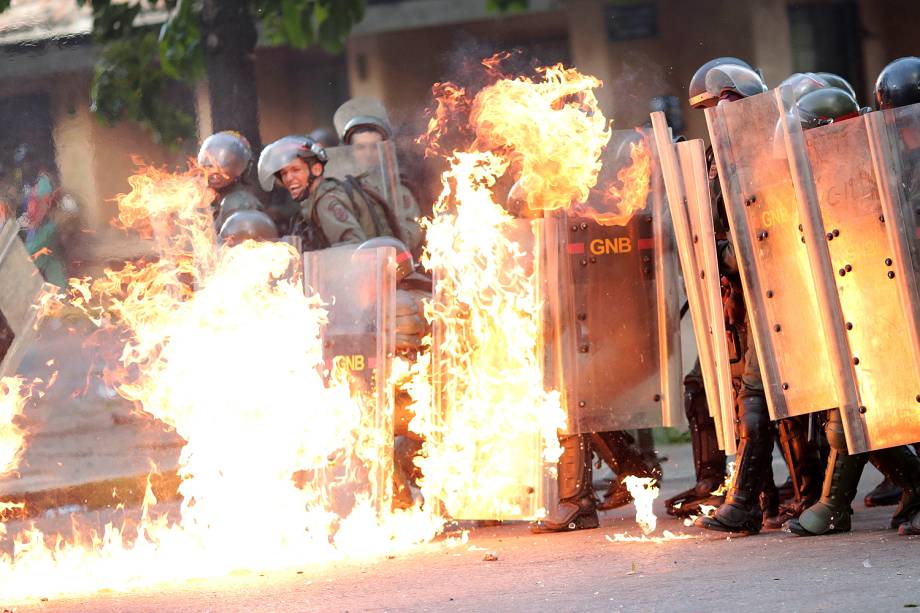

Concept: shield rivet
[[915, 395, 920, 403], [579, 344, 589, 353], [826, 233, 834, 241], [782, 383, 789, 390], [578, 401, 586, 408], [853, 357, 860, 365], [885, 258, 893, 266], [580, 259, 588, 267], [839, 269, 846, 277], [846, 322, 853, 330], [833, 229, 840, 237], [577, 313, 587, 321], [858, 406, 867, 414], [580, 222, 588, 230], [774, 324, 781, 332], [880, 215, 886, 223], [571, 225, 579, 232], [845, 264, 852, 272], [766, 290, 774, 298], [758, 230, 768, 241], [590, 256, 597, 264], [888, 271, 896, 279], [653, 394, 661, 402]]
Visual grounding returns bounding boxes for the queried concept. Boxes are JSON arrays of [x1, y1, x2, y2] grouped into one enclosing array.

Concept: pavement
[[2, 446, 914, 613], [2, 315, 918, 612], [0, 317, 183, 516]]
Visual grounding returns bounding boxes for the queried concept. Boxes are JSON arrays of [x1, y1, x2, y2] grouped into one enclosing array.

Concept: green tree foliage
[[76, 0, 366, 145]]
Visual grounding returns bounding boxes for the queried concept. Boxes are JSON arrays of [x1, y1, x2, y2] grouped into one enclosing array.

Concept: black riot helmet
[[198, 131, 253, 188], [779, 72, 829, 101], [796, 87, 860, 130], [688, 57, 753, 108], [218, 210, 279, 245], [815, 72, 857, 100], [216, 190, 263, 229], [354, 236, 415, 281], [875, 57, 920, 110]]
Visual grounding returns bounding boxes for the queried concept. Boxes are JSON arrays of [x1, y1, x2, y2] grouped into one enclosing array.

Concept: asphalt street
[[5, 445, 917, 613]]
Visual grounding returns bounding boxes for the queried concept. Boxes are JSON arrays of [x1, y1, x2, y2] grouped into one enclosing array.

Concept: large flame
[[0, 165, 441, 603], [411, 150, 565, 519], [0, 56, 672, 603]]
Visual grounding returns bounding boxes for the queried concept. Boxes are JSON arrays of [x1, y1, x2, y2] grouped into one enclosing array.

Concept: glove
[[395, 288, 429, 352]]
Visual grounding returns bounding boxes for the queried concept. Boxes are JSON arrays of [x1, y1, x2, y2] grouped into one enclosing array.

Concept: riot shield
[[651, 113, 736, 453], [705, 89, 854, 421], [302, 244, 396, 514], [543, 128, 682, 435], [793, 103, 920, 452], [429, 219, 554, 521], [0, 220, 47, 378]]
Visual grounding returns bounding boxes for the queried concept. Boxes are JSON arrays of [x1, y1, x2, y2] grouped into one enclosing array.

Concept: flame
[[0, 165, 441, 603], [0, 377, 29, 476], [422, 56, 651, 228], [711, 460, 736, 497], [410, 150, 565, 519], [583, 137, 653, 226], [623, 476, 659, 535]]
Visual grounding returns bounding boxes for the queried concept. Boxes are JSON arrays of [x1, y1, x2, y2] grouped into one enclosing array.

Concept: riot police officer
[[333, 97, 424, 256], [198, 131, 263, 229], [785, 62, 920, 537], [686, 60, 826, 534], [258, 135, 402, 250]]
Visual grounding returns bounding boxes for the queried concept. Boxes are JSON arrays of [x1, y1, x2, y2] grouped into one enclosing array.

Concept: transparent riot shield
[[429, 219, 554, 521], [705, 89, 853, 421], [651, 113, 737, 453], [324, 141, 404, 223], [302, 244, 396, 515], [794, 103, 920, 452], [543, 129, 682, 435], [0, 220, 47, 378]]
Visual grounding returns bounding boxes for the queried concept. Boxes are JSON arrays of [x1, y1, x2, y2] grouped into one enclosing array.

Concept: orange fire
[[0, 164, 442, 603], [0, 377, 29, 477], [410, 150, 565, 519], [584, 137, 653, 226], [0, 57, 670, 603]]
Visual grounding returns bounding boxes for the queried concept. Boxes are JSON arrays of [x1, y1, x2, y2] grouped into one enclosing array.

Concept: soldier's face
[[205, 166, 233, 190], [351, 131, 384, 171], [280, 158, 312, 200]]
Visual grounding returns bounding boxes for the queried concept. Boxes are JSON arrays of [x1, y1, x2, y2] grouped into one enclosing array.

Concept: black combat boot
[[665, 380, 726, 517], [695, 393, 770, 535], [864, 478, 902, 507], [764, 416, 824, 529], [531, 434, 599, 533], [869, 446, 920, 529], [592, 430, 662, 511], [786, 448, 868, 536]]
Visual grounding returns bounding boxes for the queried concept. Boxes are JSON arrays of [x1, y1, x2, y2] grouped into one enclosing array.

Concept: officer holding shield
[[688, 60, 824, 534], [333, 97, 424, 256]]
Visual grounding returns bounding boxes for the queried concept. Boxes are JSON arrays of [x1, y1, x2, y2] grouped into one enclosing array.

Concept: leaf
[[486, 0, 528, 12], [158, 0, 204, 80]]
